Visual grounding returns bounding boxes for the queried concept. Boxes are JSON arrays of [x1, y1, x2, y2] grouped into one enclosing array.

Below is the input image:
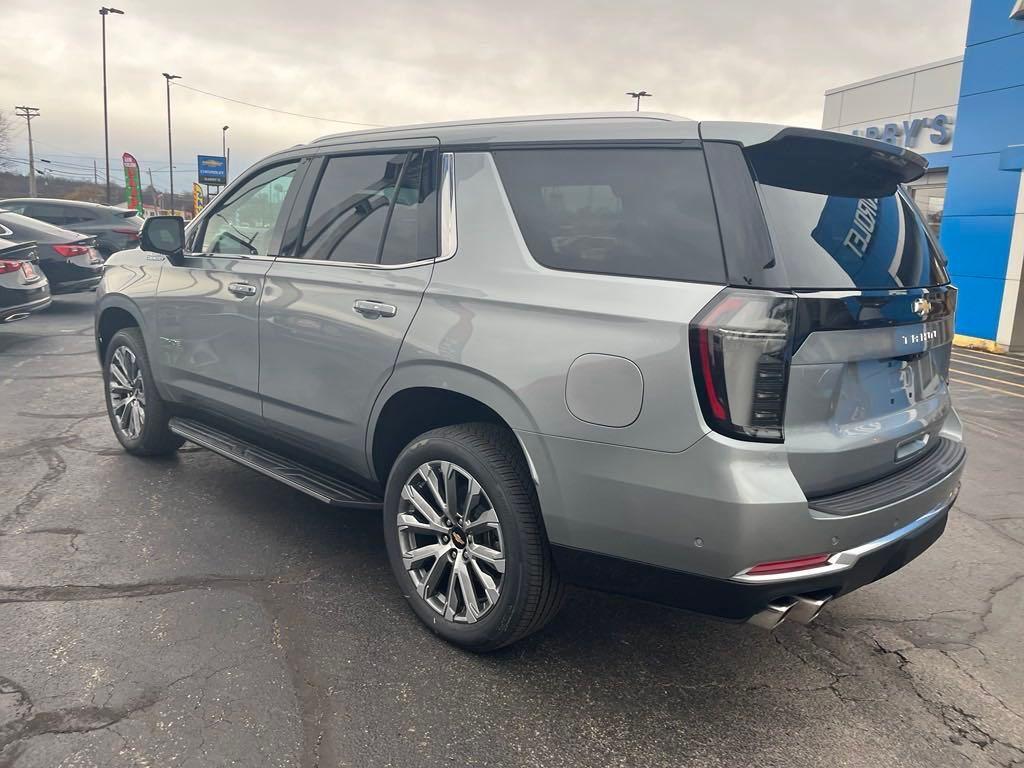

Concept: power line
[[170, 81, 385, 127]]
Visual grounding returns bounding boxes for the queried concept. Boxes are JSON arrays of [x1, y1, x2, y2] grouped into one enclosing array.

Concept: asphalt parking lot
[[1, 292, 1022, 768]]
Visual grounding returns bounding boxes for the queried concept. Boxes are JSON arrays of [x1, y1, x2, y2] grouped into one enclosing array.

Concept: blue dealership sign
[[197, 155, 227, 185]]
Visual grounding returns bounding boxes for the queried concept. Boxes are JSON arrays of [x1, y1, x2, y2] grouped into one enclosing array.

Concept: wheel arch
[[95, 295, 145, 364], [367, 362, 540, 485]]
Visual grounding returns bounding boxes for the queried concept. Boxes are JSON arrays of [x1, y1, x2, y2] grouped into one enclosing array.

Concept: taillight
[[113, 227, 139, 239], [53, 244, 90, 258], [689, 289, 796, 442], [0, 260, 20, 274]]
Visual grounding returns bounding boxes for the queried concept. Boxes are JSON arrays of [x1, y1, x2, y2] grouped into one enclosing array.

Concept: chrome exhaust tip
[[748, 597, 796, 630], [2, 312, 31, 323], [787, 595, 831, 625], [748, 594, 831, 630]]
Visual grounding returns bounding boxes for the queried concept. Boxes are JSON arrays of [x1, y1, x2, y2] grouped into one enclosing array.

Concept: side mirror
[[140, 216, 186, 265]]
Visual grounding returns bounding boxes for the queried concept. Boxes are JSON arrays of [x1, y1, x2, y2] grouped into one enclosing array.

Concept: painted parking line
[[952, 350, 1024, 372], [950, 357, 1024, 378], [949, 368, 1024, 389], [950, 377, 1024, 399]]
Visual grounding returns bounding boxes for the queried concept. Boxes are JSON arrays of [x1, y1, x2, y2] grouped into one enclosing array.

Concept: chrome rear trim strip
[[731, 486, 958, 584]]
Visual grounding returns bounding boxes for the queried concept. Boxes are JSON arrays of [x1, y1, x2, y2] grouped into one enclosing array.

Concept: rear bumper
[[553, 486, 954, 622], [40, 261, 103, 293], [0, 294, 52, 322], [519, 416, 964, 621], [50, 275, 102, 294]]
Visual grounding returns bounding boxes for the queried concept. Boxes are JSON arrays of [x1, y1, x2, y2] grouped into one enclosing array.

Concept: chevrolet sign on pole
[[197, 155, 227, 186]]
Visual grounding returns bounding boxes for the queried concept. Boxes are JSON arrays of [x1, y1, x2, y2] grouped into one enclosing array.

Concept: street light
[[222, 125, 229, 182], [626, 90, 652, 111], [162, 72, 181, 215], [99, 7, 124, 205]]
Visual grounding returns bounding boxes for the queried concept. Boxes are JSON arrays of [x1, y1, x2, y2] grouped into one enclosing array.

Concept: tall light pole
[[162, 73, 181, 214], [14, 106, 40, 197], [99, 7, 124, 205], [626, 90, 652, 111], [222, 125, 229, 183]]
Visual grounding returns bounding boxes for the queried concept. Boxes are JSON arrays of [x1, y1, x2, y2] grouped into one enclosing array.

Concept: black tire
[[383, 423, 564, 651], [103, 327, 184, 457]]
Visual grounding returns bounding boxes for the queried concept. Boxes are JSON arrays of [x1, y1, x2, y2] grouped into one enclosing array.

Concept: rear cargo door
[[703, 131, 955, 498]]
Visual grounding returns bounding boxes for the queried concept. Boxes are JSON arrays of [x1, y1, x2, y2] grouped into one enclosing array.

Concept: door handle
[[353, 299, 397, 319], [228, 282, 257, 298]]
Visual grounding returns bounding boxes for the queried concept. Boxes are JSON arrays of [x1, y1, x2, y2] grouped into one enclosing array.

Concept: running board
[[168, 417, 383, 510]]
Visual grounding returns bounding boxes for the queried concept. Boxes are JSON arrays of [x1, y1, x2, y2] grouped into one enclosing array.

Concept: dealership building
[[823, 1, 1024, 351]]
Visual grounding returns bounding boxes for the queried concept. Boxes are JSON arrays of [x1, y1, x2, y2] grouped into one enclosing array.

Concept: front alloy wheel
[[108, 345, 146, 440], [102, 327, 183, 457], [398, 461, 505, 624]]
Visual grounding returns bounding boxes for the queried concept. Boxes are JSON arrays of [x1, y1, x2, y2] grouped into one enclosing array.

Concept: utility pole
[[222, 125, 229, 183], [626, 90, 652, 111], [99, 7, 125, 205], [147, 167, 155, 210], [93, 159, 98, 185], [162, 73, 181, 215], [14, 106, 40, 197]]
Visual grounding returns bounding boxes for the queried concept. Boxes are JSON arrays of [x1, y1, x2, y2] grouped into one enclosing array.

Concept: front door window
[[199, 162, 298, 256]]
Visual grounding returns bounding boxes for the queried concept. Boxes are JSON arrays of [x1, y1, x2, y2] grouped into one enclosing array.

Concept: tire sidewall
[[383, 432, 532, 649]]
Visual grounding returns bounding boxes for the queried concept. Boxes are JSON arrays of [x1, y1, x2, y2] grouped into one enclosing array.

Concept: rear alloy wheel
[[103, 328, 183, 457], [384, 423, 564, 651], [398, 460, 505, 624]]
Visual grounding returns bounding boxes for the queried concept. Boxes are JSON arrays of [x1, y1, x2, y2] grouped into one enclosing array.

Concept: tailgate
[[702, 128, 957, 498]]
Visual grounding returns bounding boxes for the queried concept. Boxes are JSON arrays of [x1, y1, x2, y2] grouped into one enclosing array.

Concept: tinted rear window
[[757, 185, 949, 290], [719, 134, 950, 291], [493, 148, 725, 283]]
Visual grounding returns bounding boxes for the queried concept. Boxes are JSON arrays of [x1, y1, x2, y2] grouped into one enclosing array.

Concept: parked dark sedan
[[0, 198, 142, 256], [0, 211, 104, 293], [0, 238, 50, 323]]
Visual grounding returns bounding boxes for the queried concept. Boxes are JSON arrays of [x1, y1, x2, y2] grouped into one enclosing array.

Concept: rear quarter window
[[493, 148, 726, 283]]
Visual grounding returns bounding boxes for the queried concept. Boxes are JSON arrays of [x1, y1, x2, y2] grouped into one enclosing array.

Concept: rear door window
[[298, 153, 407, 264], [23, 202, 64, 224], [493, 148, 725, 283], [379, 150, 438, 265]]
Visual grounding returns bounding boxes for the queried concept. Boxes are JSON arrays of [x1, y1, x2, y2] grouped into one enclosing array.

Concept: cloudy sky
[[3, 0, 970, 191]]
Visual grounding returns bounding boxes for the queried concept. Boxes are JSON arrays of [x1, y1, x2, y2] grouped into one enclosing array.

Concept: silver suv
[[95, 113, 966, 650]]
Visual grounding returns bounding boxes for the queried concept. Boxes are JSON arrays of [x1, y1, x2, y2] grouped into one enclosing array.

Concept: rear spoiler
[[742, 127, 928, 197]]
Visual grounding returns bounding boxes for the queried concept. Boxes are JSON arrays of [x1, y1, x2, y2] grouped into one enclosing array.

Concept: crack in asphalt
[[0, 445, 66, 530], [0, 574, 316, 605]]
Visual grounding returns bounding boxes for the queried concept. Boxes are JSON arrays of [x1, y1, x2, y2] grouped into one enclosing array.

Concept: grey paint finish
[[565, 354, 644, 428], [153, 255, 272, 426], [519, 415, 963, 579], [312, 112, 699, 150], [259, 259, 433, 475], [96, 113, 964, 589], [386, 151, 720, 457]]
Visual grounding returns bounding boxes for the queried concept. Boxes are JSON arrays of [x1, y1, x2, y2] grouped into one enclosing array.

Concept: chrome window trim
[[439, 151, 458, 260], [272, 255, 439, 270]]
